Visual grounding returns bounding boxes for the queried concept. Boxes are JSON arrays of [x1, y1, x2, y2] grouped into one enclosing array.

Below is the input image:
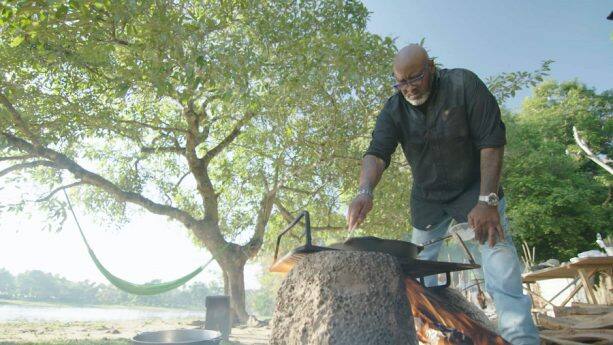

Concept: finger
[[473, 222, 484, 244], [348, 214, 359, 232], [488, 226, 496, 248], [346, 207, 353, 229], [347, 206, 358, 231], [468, 215, 480, 243], [351, 203, 366, 230], [479, 228, 487, 245], [496, 223, 505, 242], [357, 202, 371, 222]]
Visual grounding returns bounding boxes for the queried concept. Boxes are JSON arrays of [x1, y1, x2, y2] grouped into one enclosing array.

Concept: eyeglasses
[[393, 63, 428, 90]]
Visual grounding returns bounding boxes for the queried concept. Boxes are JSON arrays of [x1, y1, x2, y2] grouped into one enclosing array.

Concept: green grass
[[0, 341, 237, 345], [0, 341, 130, 345], [0, 298, 202, 312]]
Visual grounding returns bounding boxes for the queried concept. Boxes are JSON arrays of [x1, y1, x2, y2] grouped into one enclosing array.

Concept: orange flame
[[404, 278, 509, 345]]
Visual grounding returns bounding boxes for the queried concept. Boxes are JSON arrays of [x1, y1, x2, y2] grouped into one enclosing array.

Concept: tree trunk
[[191, 224, 251, 324], [219, 258, 249, 324], [222, 271, 229, 295]]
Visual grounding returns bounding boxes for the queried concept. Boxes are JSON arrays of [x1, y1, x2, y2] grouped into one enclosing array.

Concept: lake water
[[0, 303, 206, 322]]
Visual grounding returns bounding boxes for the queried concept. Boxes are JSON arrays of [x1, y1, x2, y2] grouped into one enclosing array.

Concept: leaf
[[9, 36, 24, 47], [55, 5, 68, 19]]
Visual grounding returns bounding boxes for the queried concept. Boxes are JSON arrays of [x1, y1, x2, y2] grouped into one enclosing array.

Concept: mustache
[[404, 91, 430, 106]]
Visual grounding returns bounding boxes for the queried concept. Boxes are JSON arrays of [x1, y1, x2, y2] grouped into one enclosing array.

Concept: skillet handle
[[273, 211, 312, 263]]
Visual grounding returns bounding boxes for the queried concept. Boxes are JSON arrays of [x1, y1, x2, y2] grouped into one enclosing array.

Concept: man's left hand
[[468, 203, 505, 247]]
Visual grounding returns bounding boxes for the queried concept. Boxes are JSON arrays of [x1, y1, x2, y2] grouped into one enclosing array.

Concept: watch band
[[357, 187, 374, 198], [479, 193, 499, 206]]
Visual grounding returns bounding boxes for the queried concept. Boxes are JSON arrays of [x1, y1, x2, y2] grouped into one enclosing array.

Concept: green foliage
[[504, 81, 612, 261], [485, 60, 553, 104], [246, 270, 283, 318], [0, 0, 396, 242], [0, 0, 397, 315], [0, 268, 222, 308], [0, 267, 16, 297]]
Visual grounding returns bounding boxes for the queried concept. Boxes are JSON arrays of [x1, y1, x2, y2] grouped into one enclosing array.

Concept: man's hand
[[347, 193, 373, 233], [468, 203, 504, 247]]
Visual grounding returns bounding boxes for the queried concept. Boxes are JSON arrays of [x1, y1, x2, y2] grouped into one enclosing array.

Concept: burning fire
[[404, 278, 509, 345]]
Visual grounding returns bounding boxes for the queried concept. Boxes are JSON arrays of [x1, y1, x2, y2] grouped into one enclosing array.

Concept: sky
[[363, 0, 612, 109], [0, 2, 611, 291]]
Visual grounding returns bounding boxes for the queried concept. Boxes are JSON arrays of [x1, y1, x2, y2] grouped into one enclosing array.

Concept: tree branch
[[203, 112, 255, 163], [0, 154, 32, 161], [114, 118, 187, 134], [140, 146, 185, 154], [0, 160, 57, 178], [182, 103, 219, 222], [1, 132, 201, 229], [0, 93, 40, 146], [244, 187, 278, 258], [573, 126, 613, 175], [274, 200, 345, 233], [174, 171, 190, 190], [34, 181, 84, 203]]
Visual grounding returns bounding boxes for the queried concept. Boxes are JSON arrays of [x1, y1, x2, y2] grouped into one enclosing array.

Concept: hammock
[[64, 190, 212, 295]]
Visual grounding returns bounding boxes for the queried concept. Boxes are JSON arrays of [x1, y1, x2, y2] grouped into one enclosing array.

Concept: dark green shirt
[[365, 68, 506, 230]]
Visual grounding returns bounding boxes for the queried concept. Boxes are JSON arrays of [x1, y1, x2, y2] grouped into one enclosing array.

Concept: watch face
[[488, 193, 499, 205]]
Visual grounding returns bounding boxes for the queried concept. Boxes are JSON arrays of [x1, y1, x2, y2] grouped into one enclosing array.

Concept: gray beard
[[405, 91, 430, 106]]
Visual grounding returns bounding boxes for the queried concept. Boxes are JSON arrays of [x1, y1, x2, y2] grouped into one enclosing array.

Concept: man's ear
[[428, 59, 435, 72]]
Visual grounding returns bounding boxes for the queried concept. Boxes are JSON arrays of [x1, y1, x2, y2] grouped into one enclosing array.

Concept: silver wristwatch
[[357, 187, 374, 199], [478, 192, 499, 206]]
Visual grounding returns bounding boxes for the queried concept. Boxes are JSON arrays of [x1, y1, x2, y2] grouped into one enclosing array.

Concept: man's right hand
[[347, 193, 374, 232]]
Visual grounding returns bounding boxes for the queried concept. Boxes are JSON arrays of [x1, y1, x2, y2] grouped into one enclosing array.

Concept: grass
[[0, 339, 131, 345], [0, 298, 203, 312], [0, 341, 237, 345]]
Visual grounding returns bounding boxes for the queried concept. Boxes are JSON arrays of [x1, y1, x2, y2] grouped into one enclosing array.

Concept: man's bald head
[[393, 44, 430, 77], [392, 44, 435, 106]]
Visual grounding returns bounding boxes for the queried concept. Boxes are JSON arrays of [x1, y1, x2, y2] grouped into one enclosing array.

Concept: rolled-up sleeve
[[464, 71, 506, 149], [364, 108, 399, 169]]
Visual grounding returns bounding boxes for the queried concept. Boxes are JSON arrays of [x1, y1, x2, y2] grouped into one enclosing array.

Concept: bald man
[[347, 44, 539, 344]]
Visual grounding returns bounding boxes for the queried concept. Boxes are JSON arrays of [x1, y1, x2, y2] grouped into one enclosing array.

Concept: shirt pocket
[[441, 105, 469, 140]]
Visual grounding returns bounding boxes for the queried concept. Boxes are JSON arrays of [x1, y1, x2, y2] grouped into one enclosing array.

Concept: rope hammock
[[63, 189, 213, 295]]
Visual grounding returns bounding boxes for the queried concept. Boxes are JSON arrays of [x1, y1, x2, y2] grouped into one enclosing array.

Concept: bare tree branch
[[573, 126, 613, 175], [0, 160, 57, 178], [203, 112, 255, 163], [174, 171, 190, 190], [274, 200, 345, 233], [114, 118, 187, 134], [1, 132, 201, 229], [0, 155, 32, 161], [140, 146, 185, 154], [34, 181, 84, 202]]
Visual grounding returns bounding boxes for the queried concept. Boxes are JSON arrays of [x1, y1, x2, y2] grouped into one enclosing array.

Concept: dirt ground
[[0, 319, 271, 345]]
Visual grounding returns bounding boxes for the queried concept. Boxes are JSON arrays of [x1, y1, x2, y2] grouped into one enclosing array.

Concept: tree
[[503, 81, 612, 260], [0, 0, 395, 321], [15, 270, 62, 301], [0, 268, 15, 298]]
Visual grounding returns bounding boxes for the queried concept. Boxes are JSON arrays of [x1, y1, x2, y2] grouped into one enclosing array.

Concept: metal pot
[[132, 329, 222, 345]]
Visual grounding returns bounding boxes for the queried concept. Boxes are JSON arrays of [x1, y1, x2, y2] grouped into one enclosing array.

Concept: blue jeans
[[410, 198, 539, 345]]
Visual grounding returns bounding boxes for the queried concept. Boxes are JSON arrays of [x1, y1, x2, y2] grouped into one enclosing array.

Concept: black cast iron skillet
[[272, 211, 426, 264], [328, 236, 424, 259]]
